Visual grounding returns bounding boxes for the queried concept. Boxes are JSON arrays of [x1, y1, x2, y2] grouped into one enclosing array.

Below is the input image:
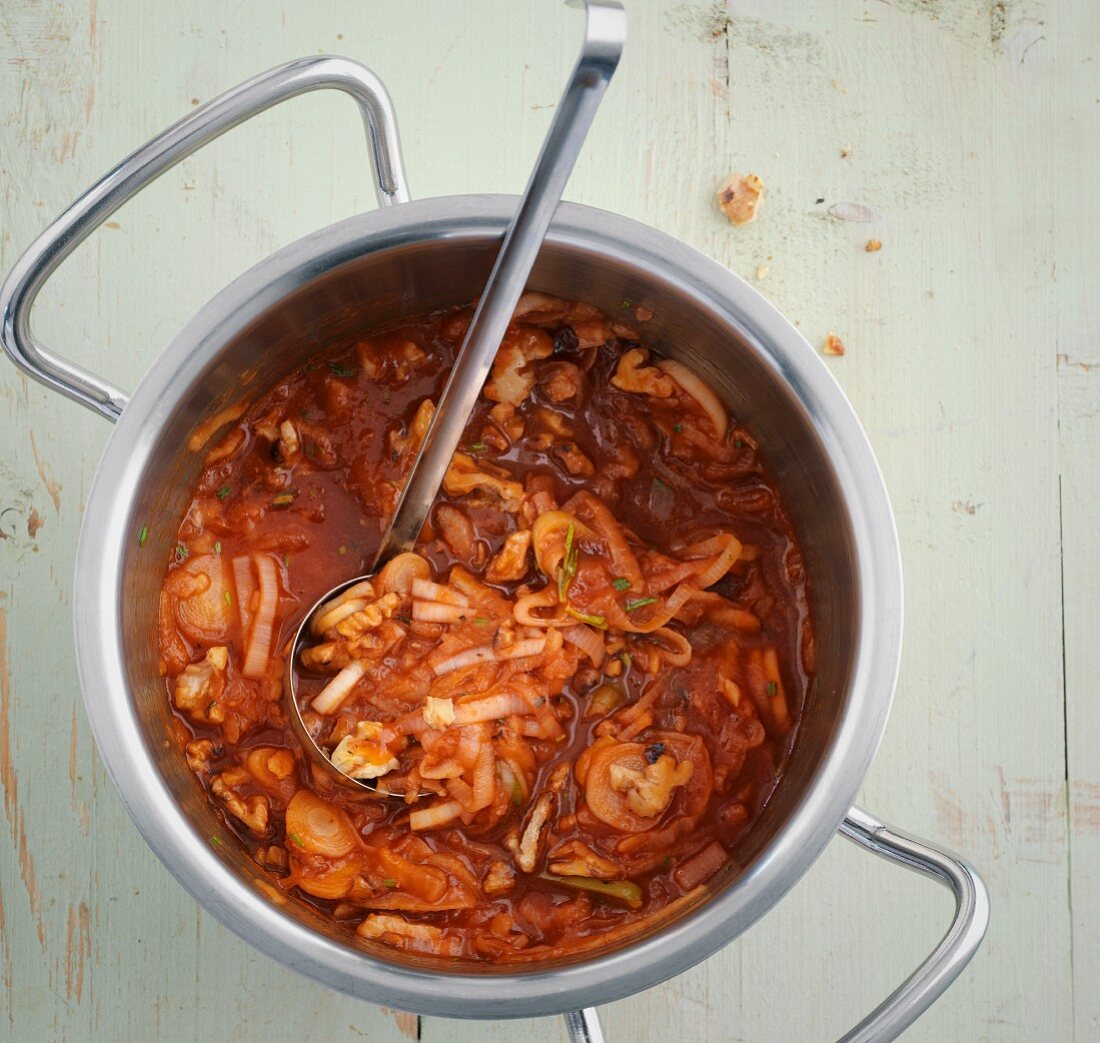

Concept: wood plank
[[0, 0, 1094, 1040]]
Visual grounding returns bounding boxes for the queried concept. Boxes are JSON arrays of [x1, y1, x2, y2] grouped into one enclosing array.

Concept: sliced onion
[[648, 627, 693, 667], [409, 799, 464, 832], [411, 578, 469, 607], [310, 660, 366, 714], [242, 554, 279, 678], [683, 534, 742, 589], [452, 691, 531, 725], [311, 580, 376, 635], [284, 790, 358, 858], [232, 555, 256, 635], [378, 553, 431, 596], [672, 840, 727, 890], [563, 624, 605, 666], [412, 601, 470, 624], [513, 585, 570, 627], [431, 646, 496, 675], [657, 358, 728, 439], [497, 637, 547, 660]]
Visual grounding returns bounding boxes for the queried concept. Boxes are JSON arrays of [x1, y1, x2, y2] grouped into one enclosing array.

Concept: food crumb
[[716, 173, 764, 226], [634, 304, 654, 322], [865, 238, 883, 252], [840, 143, 852, 158], [822, 333, 846, 357], [755, 265, 769, 281]]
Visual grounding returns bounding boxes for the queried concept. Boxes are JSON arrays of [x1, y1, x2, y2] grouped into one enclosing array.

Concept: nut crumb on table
[[716, 173, 763, 225]]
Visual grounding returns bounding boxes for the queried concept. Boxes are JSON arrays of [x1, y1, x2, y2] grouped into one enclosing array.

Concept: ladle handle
[[374, 0, 627, 563], [0, 56, 409, 422]]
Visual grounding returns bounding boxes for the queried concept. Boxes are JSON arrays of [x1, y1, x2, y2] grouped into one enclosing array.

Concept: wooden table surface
[[1, 1, 1096, 1040]]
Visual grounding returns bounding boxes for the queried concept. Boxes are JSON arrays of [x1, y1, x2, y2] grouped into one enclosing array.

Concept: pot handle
[[563, 806, 988, 1043], [831, 805, 989, 1041], [0, 56, 409, 422]]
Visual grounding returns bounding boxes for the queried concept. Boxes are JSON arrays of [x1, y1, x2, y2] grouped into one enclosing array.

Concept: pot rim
[[73, 194, 902, 1018]]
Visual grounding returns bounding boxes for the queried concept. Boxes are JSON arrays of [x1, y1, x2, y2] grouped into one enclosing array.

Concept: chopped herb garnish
[[398, 614, 412, 625], [282, 553, 290, 567], [624, 596, 658, 613], [338, 545, 347, 556], [216, 485, 232, 500], [271, 490, 298, 508], [223, 591, 232, 606], [735, 439, 743, 448], [673, 423, 683, 434], [214, 540, 222, 554], [174, 542, 189, 562], [288, 833, 305, 848], [766, 680, 778, 696], [138, 525, 148, 547], [659, 855, 673, 871], [469, 441, 487, 452], [382, 878, 397, 888], [620, 298, 632, 310], [328, 361, 356, 377], [618, 651, 632, 670], [557, 522, 578, 601], [565, 605, 608, 629], [473, 616, 491, 625], [611, 577, 631, 592], [653, 476, 670, 491]]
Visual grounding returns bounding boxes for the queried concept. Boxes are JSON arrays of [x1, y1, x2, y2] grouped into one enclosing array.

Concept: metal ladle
[[286, 0, 626, 795]]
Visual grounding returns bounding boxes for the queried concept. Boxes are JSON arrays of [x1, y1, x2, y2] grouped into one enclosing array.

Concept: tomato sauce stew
[[157, 292, 814, 961]]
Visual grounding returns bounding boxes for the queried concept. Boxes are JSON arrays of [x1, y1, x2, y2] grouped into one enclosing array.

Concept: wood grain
[[0, 0, 1095, 1040]]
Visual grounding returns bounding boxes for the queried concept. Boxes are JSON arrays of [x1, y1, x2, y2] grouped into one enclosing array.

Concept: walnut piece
[[608, 753, 694, 819], [716, 173, 764, 226]]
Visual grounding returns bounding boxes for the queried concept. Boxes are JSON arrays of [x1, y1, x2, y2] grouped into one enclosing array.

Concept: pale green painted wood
[[0, 1, 1094, 1041]]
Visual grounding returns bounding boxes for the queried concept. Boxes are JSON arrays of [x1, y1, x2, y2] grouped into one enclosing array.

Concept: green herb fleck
[[473, 616, 492, 625], [673, 423, 683, 434], [174, 542, 189, 562], [382, 877, 397, 888], [557, 522, 578, 601], [338, 545, 347, 556], [659, 855, 673, 871], [565, 605, 608, 629], [618, 651, 632, 670], [611, 577, 631, 592], [216, 485, 232, 500], [735, 439, 743, 448], [469, 441, 487, 452], [223, 591, 232, 606], [624, 596, 659, 613], [138, 525, 149, 547], [398, 614, 412, 625], [282, 553, 290, 567], [209, 835, 224, 848], [214, 540, 222, 554], [653, 476, 670, 491], [620, 298, 633, 310], [328, 361, 356, 377], [288, 833, 305, 848], [766, 680, 778, 696]]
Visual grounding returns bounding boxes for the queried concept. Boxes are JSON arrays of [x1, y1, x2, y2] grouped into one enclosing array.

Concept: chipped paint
[[381, 1008, 421, 1041], [28, 432, 61, 513], [64, 900, 91, 1003]]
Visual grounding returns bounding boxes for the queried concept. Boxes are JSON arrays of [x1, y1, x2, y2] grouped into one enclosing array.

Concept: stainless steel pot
[[0, 57, 988, 1043]]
